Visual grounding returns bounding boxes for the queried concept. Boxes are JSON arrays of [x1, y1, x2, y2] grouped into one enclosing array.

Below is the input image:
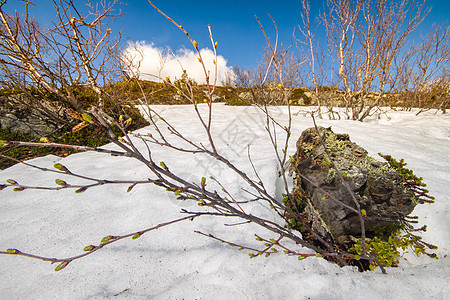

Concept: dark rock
[[291, 126, 417, 245], [0, 94, 66, 137]]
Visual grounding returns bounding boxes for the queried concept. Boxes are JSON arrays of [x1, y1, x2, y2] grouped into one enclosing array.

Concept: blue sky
[[2, 0, 449, 82], [119, 0, 307, 68], [116, 0, 450, 68]]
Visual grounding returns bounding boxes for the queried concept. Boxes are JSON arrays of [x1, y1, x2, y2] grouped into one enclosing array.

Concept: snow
[[1, 104, 449, 299]]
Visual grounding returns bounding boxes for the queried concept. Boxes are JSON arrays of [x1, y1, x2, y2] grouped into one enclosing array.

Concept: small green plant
[[349, 224, 438, 271], [282, 189, 307, 232], [283, 151, 438, 271], [379, 153, 435, 203], [350, 236, 400, 270], [347, 152, 439, 271]]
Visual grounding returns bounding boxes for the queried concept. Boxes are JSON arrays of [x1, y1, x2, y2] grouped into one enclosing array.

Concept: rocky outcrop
[[0, 94, 67, 137], [291, 126, 417, 244]]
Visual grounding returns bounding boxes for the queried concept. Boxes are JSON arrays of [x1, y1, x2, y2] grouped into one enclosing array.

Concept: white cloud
[[122, 41, 233, 85]]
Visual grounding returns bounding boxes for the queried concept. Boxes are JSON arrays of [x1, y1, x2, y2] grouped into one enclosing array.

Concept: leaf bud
[[6, 248, 20, 254], [132, 233, 141, 240], [55, 261, 69, 271], [125, 118, 133, 127], [101, 235, 114, 243], [0, 140, 12, 147], [160, 161, 168, 171], [54, 163, 69, 172], [40, 137, 51, 143], [6, 179, 18, 185], [75, 187, 87, 193], [127, 184, 136, 193], [193, 40, 198, 48], [83, 245, 95, 252], [201, 177, 206, 188], [55, 179, 67, 187]]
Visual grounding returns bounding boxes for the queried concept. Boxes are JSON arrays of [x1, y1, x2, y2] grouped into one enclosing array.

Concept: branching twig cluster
[[0, 0, 416, 274]]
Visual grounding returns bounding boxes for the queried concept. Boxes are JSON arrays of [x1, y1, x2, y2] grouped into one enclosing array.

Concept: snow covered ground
[[1, 104, 449, 299]]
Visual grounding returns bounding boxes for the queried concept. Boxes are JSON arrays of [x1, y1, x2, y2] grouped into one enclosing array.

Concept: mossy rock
[[291, 126, 417, 245]]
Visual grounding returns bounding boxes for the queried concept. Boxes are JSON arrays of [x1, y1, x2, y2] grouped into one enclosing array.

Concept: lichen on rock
[[291, 126, 417, 246]]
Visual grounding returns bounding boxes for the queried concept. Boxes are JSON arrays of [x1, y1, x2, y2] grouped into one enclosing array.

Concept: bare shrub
[[0, 0, 438, 274]]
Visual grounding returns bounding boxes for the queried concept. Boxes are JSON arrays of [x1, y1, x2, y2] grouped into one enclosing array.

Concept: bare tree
[[321, 0, 361, 99], [295, 1, 320, 104], [232, 65, 253, 89], [353, 0, 430, 120], [396, 24, 450, 112], [220, 68, 236, 87], [156, 47, 169, 79], [0, 0, 121, 112], [319, 0, 430, 120]]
